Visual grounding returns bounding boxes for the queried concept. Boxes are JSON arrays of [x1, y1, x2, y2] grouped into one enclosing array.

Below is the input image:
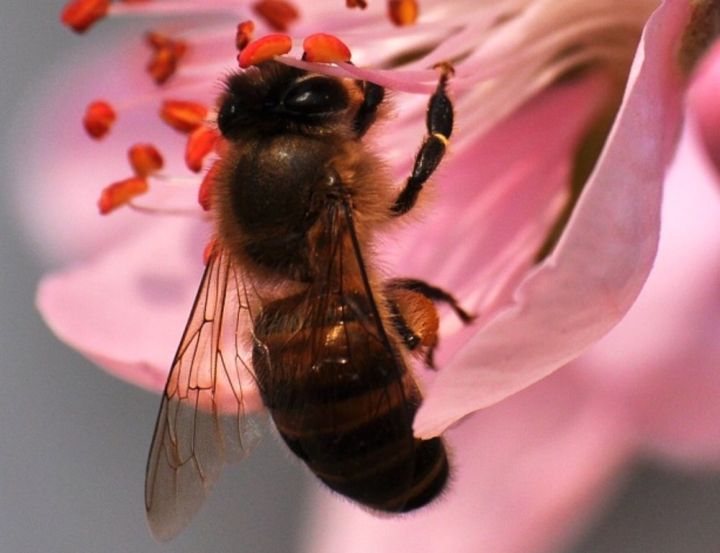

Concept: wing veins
[[145, 249, 258, 541]]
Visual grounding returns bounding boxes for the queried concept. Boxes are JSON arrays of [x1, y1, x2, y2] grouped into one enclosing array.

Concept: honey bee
[[145, 60, 473, 540]]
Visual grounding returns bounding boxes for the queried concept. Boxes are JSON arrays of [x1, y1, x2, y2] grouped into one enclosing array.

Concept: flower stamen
[[61, 0, 111, 33], [98, 177, 149, 214], [126, 201, 201, 217], [236, 20, 256, 51], [388, 0, 419, 27], [198, 161, 220, 211], [159, 100, 209, 133], [185, 127, 220, 173], [252, 0, 300, 32], [346, 0, 368, 10], [145, 31, 188, 85], [83, 100, 117, 139], [303, 33, 353, 63], [238, 34, 293, 68], [128, 143, 164, 177]]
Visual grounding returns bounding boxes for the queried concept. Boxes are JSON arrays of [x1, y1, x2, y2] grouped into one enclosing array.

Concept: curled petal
[[414, 0, 690, 438]]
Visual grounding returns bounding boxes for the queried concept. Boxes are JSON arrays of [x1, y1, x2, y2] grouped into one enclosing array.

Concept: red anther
[[198, 162, 220, 211], [83, 100, 116, 139], [388, 0, 418, 25], [145, 30, 171, 50], [236, 20, 255, 51], [147, 47, 181, 84], [148, 33, 187, 57], [202, 237, 218, 265], [252, 0, 299, 32], [185, 126, 219, 173], [98, 177, 149, 215], [238, 34, 292, 68], [61, 0, 110, 33], [128, 143, 164, 177], [145, 32, 187, 84], [346, 0, 368, 9], [302, 33, 352, 63], [159, 100, 208, 133]]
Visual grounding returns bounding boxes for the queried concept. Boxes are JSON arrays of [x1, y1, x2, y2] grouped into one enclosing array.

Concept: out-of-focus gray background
[[1, 2, 719, 553]]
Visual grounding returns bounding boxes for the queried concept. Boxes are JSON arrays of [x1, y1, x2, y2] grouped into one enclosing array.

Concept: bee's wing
[[145, 248, 259, 541]]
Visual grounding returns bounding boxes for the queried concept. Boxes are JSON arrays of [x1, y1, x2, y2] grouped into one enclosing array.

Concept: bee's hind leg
[[384, 277, 474, 369], [391, 63, 454, 216]]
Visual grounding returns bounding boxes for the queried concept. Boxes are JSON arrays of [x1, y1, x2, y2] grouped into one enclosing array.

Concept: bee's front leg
[[391, 63, 454, 216]]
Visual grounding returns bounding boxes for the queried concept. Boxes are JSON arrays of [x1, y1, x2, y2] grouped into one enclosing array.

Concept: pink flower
[[22, 0, 720, 550], [689, 38, 720, 179], [304, 121, 720, 553]]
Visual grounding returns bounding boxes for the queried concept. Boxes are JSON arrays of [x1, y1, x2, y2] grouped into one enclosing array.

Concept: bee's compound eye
[[283, 77, 348, 114], [217, 96, 241, 137]]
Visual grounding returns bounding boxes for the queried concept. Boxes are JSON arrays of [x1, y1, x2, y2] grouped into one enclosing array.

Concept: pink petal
[[36, 217, 206, 390], [414, 0, 689, 438], [302, 370, 633, 553], [635, 339, 720, 467], [578, 126, 720, 465], [687, 39, 720, 179], [36, 215, 262, 411]]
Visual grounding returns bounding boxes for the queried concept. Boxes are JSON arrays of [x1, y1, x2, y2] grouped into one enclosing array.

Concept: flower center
[[60, 0, 659, 246]]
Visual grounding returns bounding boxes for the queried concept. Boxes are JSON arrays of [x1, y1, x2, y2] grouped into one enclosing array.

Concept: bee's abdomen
[[252, 294, 448, 512]]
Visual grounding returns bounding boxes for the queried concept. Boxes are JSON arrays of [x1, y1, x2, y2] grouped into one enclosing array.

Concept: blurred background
[[1, 2, 719, 552]]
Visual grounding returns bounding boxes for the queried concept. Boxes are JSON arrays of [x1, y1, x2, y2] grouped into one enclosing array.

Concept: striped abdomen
[[252, 292, 448, 512]]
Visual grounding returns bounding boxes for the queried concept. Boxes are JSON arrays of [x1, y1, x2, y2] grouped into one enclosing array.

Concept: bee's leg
[[391, 63, 454, 216], [389, 278, 474, 323], [385, 288, 440, 369], [385, 277, 474, 369], [353, 81, 386, 137]]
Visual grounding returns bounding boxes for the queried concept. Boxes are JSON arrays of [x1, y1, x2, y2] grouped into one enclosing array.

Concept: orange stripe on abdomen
[[252, 292, 449, 512]]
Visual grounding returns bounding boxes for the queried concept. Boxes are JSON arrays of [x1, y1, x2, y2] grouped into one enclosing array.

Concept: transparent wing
[[145, 247, 259, 541]]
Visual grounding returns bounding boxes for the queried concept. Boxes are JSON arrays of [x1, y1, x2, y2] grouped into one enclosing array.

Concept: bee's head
[[217, 61, 354, 138]]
